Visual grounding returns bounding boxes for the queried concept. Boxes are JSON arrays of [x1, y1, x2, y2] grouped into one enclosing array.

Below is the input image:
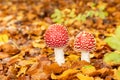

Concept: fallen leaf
[[44, 63, 63, 74], [6, 66, 17, 78], [32, 41, 46, 48], [0, 63, 3, 70], [113, 68, 120, 80], [77, 73, 94, 80], [66, 54, 80, 61], [7, 51, 25, 65], [0, 34, 9, 45], [51, 69, 79, 79], [17, 66, 28, 77], [7, 57, 20, 66], [18, 58, 36, 66], [86, 67, 113, 78], [1, 43, 19, 55], [94, 77, 103, 80], [27, 62, 40, 75], [18, 75, 30, 80], [0, 52, 9, 59], [81, 65, 96, 75]]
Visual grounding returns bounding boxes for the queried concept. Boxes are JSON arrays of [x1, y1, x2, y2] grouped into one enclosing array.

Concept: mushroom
[[74, 31, 96, 62], [44, 24, 69, 66]]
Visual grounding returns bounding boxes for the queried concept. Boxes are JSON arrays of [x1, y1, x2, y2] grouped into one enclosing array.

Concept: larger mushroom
[[74, 31, 96, 62], [44, 24, 69, 66]]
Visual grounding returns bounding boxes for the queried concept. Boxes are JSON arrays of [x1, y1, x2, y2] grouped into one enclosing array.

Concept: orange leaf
[[17, 66, 28, 77], [0, 52, 9, 59], [77, 73, 94, 80], [51, 69, 79, 79]]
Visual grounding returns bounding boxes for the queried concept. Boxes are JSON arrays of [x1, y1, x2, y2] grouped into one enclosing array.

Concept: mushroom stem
[[54, 47, 65, 66], [81, 51, 90, 62]]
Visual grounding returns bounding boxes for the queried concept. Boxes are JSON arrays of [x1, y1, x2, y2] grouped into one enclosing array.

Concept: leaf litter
[[0, 0, 120, 80]]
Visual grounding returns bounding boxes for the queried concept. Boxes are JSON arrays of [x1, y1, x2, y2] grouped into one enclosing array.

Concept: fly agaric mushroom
[[44, 24, 69, 66], [74, 31, 96, 62]]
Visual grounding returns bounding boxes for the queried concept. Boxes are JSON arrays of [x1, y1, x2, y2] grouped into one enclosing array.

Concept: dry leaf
[[94, 77, 103, 80], [18, 58, 36, 66], [0, 75, 8, 80], [0, 34, 9, 45], [17, 66, 28, 77], [0, 52, 9, 59], [7, 57, 20, 66], [0, 1, 119, 80], [81, 65, 96, 75], [27, 62, 40, 75], [7, 51, 25, 65], [32, 41, 46, 48], [0, 43, 19, 55], [66, 54, 80, 61], [44, 63, 63, 74], [6, 66, 17, 78], [77, 73, 94, 80], [18, 75, 30, 80], [27, 12, 36, 20], [51, 69, 79, 79], [113, 67, 120, 80], [0, 63, 3, 70]]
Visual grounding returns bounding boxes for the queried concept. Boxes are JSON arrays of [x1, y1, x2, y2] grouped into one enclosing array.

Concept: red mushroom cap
[[74, 31, 96, 52], [44, 24, 69, 48]]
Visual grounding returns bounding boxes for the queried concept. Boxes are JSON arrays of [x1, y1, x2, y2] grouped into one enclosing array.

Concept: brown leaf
[[7, 56, 20, 66], [6, 66, 17, 78], [71, 61, 90, 69], [90, 68, 113, 77], [0, 52, 9, 59], [0, 63, 3, 70], [51, 69, 79, 79], [18, 75, 30, 80], [27, 62, 40, 75], [0, 43, 19, 55], [44, 63, 63, 74], [7, 51, 25, 65], [27, 54, 51, 79]]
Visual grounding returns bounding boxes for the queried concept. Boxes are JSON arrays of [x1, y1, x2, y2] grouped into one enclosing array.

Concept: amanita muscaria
[[44, 24, 69, 66], [74, 31, 96, 62]]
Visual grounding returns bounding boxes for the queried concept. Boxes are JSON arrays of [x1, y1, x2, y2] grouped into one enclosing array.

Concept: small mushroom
[[44, 24, 69, 66], [74, 31, 96, 62]]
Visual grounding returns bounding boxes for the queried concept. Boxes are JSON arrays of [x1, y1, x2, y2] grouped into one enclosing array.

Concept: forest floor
[[0, 0, 120, 80]]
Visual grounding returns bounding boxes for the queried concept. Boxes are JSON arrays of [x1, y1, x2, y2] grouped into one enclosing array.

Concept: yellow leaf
[[77, 73, 94, 80], [17, 66, 28, 77], [66, 54, 79, 61], [94, 77, 103, 80], [51, 69, 79, 79], [118, 66, 120, 70], [32, 41, 46, 48], [81, 65, 96, 75], [0, 34, 9, 45], [10, 51, 25, 59], [18, 58, 36, 66], [113, 69, 120, 80]]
